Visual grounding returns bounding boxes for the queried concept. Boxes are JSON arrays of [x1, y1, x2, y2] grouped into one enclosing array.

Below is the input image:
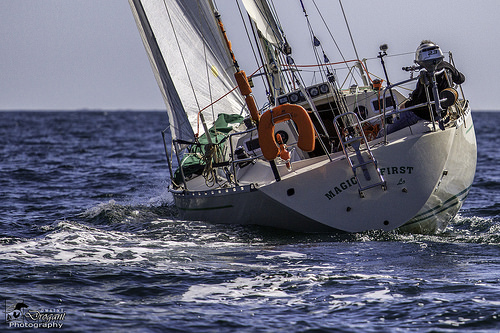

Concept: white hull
[[173, 108, 476, 233]]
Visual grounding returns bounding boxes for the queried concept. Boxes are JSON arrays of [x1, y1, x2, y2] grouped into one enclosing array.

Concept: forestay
[[129, 0, 245, 141]]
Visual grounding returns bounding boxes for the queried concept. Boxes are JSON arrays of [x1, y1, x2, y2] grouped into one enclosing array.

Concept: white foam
[[0, 218, 261, 267], [182, 276, 292, 304], [255, 250, 308, 260], [0, 220, 204, 265]]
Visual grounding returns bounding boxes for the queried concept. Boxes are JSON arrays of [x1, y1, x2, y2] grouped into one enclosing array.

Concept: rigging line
[[267, 0, 293, 92], [198, 87, 238, 115], [247, 12, 277, 100], [202, 45, 216, 136], [309, 0, 363, 95], [203, 3, 246, 94], [267, 0, 283, 36], [201, 1, 224, 58], [161, 0, 202, 114], [282, 59, 373, 85], [338, 0, 361, 64], [311, 0, 349, 71], [340, 65, 359, 89], [193, 1, 243, 93], [278, 52, 294, 92], [290, 62, 308, 96], [248, 0, 283, 45], [363, 51, 415, 61], [197, 0, 216, 127], [298, 0, 328, 83], [196, 65, 264, 116], [247, 1, 292, 98], [314, 44, 330, 84], [236, 0, 267, 91], [285, 54, 307, 96], [283, 59, 359, 68]]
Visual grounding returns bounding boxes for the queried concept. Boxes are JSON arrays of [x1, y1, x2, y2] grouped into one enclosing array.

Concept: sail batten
[[129, 0, 244, 140]]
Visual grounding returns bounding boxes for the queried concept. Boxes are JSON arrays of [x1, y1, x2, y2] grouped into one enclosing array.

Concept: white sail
[[241, 0, 282, 46], [129, 0, 244, 141]]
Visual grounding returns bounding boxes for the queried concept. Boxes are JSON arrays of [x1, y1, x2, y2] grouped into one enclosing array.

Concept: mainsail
[[129, 0, 245, 141], [241, 0, 282, 46]]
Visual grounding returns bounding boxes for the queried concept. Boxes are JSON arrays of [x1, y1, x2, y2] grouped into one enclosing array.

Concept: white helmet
[[415, 41, 444, 71]]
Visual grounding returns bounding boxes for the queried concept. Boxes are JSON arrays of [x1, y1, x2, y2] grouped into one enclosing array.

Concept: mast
[[241, 0, 286, 104]]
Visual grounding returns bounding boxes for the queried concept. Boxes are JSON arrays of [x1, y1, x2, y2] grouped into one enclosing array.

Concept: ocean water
[[0, 111, 499, 332]]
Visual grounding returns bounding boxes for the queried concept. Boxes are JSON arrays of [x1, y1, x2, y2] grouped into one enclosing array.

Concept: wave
[[362, 214, 500, 245], [473, 178, 500, 191], [462, 202, 500, 218], [72, 204, 500, 247], [79, 199, 177, 229], [1, 196, 498, 269]]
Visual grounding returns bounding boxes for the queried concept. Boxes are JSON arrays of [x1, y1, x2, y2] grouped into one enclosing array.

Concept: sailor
[[405, 40, 465, 119], [386, 40, 465, 134]]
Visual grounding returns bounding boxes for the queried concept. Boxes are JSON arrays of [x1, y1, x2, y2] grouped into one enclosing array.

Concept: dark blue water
[[0, 111, 499, 332]]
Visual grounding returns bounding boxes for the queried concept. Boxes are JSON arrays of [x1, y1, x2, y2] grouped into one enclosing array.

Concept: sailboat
[[128, 0, 477, 233]]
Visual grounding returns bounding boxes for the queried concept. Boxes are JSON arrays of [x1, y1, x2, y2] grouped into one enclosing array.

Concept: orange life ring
[[258, 104, 316, 161]]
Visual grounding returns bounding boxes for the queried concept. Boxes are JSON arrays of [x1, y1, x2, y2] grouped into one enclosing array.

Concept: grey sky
[[1, 0, 498, 111]]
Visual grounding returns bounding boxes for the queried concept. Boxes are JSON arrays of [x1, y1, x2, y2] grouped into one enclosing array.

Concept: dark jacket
[[405, 61, 465, 120]]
